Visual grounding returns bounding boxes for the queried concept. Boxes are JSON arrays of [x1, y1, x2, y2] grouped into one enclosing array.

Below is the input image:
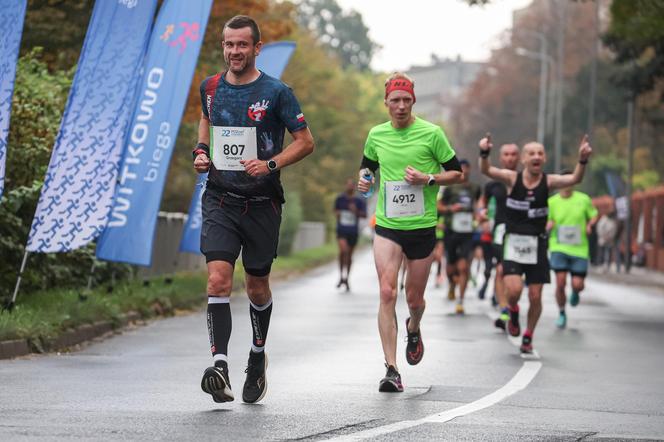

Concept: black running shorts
[[337, 232, 359, 248], [375, 225, 436, 260], [201, 190, 282, 277], [443, 231, 474, 264], [502, 235, 550, 285]]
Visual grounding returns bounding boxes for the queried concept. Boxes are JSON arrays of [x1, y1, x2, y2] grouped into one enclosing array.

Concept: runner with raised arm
[[478, 134, 592, 354]]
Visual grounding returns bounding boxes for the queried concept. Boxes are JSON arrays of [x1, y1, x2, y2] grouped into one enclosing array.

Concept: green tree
[[603, 0, 664, 95], [22, 0, 94, 71], [296, 0, 379, 71]]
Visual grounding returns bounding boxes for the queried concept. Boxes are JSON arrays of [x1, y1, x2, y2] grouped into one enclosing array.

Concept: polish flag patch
[[296, 112, 305, 123]]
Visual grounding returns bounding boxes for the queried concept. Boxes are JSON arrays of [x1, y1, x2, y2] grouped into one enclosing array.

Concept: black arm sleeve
[[441, 155, 462, 172], [360, 155, 379, 172]]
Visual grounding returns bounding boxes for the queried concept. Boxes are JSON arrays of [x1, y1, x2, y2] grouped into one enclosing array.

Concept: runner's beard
[[225, 55, 253, 75]]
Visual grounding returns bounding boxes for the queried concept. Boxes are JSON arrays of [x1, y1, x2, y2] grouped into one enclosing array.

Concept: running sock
[[559, 309, 566, 315], [509, 304, 520, 324], [249, 298, 273, 353], [207, 296, 232, 366], [523, 329, 533, 339]]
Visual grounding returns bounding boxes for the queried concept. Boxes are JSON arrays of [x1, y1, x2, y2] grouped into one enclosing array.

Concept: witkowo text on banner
[[96, 0, 213, 266], [26, 0, 157, 253]]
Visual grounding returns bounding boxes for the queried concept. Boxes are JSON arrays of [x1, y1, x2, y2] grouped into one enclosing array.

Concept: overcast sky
[[334, 0, 533, 72]]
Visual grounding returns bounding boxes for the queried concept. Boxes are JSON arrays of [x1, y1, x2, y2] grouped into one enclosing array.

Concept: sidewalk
[[588, 265, 664, 292]]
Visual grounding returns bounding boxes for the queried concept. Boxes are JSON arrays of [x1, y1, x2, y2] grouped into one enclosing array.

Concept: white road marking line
[[325, 361, 542, 441]]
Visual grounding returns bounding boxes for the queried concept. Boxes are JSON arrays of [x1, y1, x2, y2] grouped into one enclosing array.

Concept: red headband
[[385, 78, 416, 102]]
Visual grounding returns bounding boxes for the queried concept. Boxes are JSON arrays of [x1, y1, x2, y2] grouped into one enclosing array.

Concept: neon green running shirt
[[548, 191, 598, 259], [363, 117, 456, 230]]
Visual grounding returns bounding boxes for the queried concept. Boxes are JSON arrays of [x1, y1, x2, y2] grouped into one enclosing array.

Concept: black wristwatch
[[427, 174, 436, 186], [267, 159, 278, 173]]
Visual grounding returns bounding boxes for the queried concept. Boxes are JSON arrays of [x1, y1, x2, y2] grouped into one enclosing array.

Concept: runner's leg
[[457, 257, 469, 309], [374, 234, 403, 368], [495, 263, 506, 307], [347, 244, 356, 279], [554, 271, 568, 311], [202, 260, 235, 402], [207, 261, 234, 362], [337, 237, 349, 285], [526, 283, 544, 334], [504, 274, 523, 336], [404, 254, 434, 332]]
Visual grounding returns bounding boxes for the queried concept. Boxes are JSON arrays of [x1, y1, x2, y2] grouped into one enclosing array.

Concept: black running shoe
[[242, 351, 268, 403], [201, 362, 234, 403], [405, 317, 424, 365], [378, 364, 404, 392]]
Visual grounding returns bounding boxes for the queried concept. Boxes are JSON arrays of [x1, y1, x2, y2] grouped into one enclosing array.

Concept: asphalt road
[[1, 249, 663, 441]]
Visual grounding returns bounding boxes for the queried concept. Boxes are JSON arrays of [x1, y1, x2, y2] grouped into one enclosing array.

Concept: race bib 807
[[210, 126, 257, 171]]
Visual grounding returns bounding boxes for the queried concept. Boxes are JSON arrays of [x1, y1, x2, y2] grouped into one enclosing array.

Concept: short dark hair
[[223, 15, 261, 44]]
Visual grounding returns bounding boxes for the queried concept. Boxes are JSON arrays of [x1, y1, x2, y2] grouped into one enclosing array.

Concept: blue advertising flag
[[178, 42, 297, 254], [179, 173, 206, 254], [26, 0, 157, 253], [0, 0, 27, 199], [96, 0, 213, 266]]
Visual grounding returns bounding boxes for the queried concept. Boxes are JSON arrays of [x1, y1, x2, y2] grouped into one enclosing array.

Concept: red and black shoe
[[507, 306, 521, 337], [520, 334, 534, 354], [378, 364, 404, 392], [405, 317, 424, 365]]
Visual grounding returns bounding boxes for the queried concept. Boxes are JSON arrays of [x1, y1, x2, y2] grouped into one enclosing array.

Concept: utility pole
[[587, 0, 599, 138], [554, 0, 567, 172], [537, 38, 548, 144], [625, 98, 635, 274]]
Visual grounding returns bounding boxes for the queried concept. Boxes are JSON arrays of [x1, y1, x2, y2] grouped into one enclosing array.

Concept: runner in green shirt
[[547, 175, 598, 329], [357, 72, 464, 393]]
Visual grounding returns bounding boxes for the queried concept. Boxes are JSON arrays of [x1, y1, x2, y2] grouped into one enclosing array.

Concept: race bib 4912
[[384, 181, 424, 218]]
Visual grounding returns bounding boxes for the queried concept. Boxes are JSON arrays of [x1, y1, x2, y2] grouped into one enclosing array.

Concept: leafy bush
[[277, 191, 303, 256]]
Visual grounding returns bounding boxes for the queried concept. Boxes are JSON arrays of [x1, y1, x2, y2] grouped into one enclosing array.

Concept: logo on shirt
[[248, 99, 270, 122], [296, 112, 305, 123], [206, 94, 213, 117]]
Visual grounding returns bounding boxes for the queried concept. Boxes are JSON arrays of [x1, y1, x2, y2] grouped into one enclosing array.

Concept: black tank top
[[505, 172, 549, 235]]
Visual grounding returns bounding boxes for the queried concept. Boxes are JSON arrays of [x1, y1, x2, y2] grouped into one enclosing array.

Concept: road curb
[[0, 311, 144, 360]]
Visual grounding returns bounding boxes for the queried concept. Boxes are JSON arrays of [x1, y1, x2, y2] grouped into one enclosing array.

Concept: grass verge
[[0, 242, 340, 345]]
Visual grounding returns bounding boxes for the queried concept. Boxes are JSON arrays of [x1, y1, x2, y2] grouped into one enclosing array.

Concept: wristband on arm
[[441, 155, 462, 172], [479, 149, 490, 158], [192, 142, 210, 161], [360, 155, 379, 173]]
